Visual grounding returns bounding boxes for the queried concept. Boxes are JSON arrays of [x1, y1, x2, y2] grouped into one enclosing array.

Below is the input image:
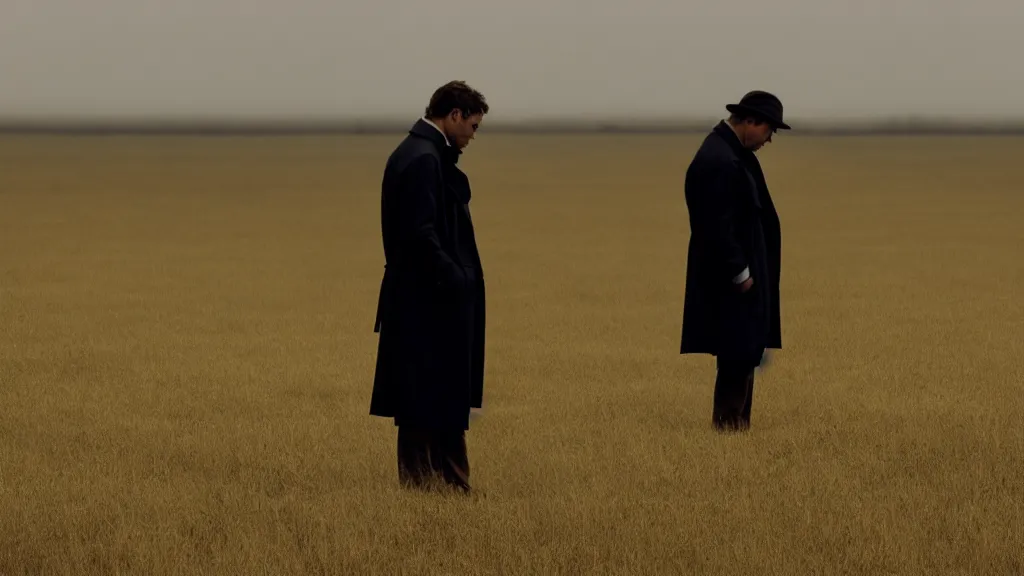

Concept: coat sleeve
[[396, 154, 465, 287], [692, 160, 749, 283]]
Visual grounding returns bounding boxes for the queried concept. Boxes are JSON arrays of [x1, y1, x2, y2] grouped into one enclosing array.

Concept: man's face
[[446, 111, 483, 149], [744, 119, 776, 151]]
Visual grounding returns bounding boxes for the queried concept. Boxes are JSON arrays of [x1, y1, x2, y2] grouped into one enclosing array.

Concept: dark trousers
[[713, 356, 756, 431], [397, 425, 471, 492]]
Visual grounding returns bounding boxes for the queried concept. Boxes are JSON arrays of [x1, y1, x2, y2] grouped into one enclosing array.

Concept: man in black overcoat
[[680, 90, 790, 432], [370, 81, 489, 491]]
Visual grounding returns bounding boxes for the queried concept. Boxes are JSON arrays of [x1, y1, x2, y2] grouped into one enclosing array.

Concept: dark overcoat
[[680, 121, 782, 367], [370, 119, 486, 431]]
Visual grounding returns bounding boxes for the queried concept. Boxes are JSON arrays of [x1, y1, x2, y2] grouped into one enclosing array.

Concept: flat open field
[[1, 131, 1022, 575]]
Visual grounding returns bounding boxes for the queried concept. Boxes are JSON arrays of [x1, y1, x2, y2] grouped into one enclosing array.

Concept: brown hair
[[425, 81, 489, 119]]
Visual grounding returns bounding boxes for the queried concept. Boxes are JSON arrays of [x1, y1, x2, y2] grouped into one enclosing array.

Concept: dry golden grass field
[[1, 130, 1022, 575]]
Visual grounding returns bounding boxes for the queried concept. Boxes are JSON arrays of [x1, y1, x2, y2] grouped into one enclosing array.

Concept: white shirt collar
[[421, 117, 450, 147]]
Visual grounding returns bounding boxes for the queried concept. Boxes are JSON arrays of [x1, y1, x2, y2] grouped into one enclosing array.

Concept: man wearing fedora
[[680, 90, 789, 432]]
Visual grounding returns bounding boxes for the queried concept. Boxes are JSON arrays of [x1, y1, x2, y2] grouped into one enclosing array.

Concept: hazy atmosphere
[[3, 1, 1022, 574], [2, 0, 1023, 123]]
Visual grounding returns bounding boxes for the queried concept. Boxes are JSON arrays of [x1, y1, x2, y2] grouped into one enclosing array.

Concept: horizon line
[[3, 116, 1024, 136]]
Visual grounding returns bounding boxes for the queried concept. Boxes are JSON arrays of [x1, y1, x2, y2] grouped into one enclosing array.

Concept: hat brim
[[726, 103, 791, 130]]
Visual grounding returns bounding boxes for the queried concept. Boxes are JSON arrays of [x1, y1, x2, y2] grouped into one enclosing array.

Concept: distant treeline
[[2, 118, 1024, 135]]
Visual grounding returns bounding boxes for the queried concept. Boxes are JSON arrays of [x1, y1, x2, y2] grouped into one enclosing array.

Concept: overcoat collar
[[712, 120, 775, 215], [409, 118, 462, 164], [408, 118, 470, 204], [713, 120, 767, 175], [713, 120, 751, 159]]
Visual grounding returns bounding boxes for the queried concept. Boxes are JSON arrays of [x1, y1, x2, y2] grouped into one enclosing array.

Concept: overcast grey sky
[[2, 0, 1021, 122]]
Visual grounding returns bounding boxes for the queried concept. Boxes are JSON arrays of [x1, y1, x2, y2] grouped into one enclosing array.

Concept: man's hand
[[737, 276, 754, 293]]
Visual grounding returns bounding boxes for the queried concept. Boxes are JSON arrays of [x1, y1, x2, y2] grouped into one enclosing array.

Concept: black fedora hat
[[726, 90, 791, 130]]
